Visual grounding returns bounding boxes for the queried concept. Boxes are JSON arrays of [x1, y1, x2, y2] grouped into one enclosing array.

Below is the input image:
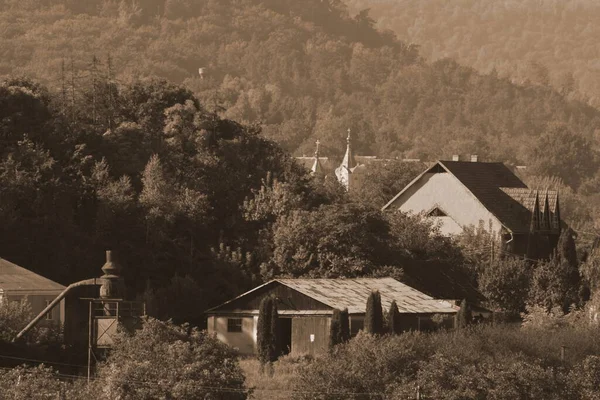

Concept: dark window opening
[[428, 207, 447, 217], [227, 318, 243, 332]]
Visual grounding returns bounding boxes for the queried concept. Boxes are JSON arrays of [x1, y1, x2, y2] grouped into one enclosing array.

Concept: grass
[[240, 355, 310, 400]]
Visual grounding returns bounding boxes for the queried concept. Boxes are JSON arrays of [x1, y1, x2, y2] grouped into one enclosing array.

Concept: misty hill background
[[346, 0, 600, 107], [1, 0, 599, 180]]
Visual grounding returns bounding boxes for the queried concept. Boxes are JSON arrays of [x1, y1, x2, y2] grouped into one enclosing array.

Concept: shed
[[0, 257, 66, 326], [205, 278, 457, 356]]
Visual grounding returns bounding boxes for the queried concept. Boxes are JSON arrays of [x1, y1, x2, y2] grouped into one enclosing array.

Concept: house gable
[[383, 165, 503, 235]]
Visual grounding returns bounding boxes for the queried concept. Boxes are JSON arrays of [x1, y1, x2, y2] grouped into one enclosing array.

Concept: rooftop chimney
[[452, 155, 459, 161], [471, 154, 478, 162]]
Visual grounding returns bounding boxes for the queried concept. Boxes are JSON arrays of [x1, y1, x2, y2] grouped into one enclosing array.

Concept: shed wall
[[207, 316, 256, 355], [6, 294, 64, 327], [291, 316, 330, 356]]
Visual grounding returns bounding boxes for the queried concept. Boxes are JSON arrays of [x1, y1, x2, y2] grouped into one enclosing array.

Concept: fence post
[[416, 385, 421, 400]]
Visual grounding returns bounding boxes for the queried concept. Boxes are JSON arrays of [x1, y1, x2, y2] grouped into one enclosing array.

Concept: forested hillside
[[1, 0, 600, 177], [346, 0, 600, 107]]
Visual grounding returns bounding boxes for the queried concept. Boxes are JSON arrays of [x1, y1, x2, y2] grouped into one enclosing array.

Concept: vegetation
[[456, 299, 472, 329], [364, 290, 384, 334], [257, 296, 278, 368], [387, 300, 400, 335], [292, 321, 600, 400]]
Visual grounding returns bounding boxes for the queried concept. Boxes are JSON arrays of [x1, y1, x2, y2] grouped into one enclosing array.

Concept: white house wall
[[387, 172, 503, 235], [207, 316, 256, 355]]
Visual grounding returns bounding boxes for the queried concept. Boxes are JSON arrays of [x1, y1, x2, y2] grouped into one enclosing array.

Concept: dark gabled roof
[[206, 278, 457, 315], [0, 258, 65, 293]]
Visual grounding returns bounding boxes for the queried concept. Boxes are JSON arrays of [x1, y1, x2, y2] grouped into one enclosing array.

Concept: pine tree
[[388, 300, 401, 334], [329, 309, 343, 348], [257, 296, 278, 368], [456, 299, 472, 329], [365, 290, 384, 334], [340, 308, 350, 342]]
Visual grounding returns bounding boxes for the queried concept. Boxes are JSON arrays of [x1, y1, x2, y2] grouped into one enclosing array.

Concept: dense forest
[[347, 0, 600, 107]]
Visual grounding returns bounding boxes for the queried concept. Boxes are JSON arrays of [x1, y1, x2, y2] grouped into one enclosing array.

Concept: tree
[[388, 300, 401, 334], [257, 296, 278, 369], [528, 228, 581, 312], [365, 290, 384, 334], [456, 299, 472, 329], [329, 308, 343, 348], [478, 257, 532, 317], [340, 308, 350, 342], [98, 318, 247, 400]]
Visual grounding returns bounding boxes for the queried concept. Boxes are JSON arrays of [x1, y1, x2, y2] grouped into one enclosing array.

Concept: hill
[[346, 0, 600, 108]]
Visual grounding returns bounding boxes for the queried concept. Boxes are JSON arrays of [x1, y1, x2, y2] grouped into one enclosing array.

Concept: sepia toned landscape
[[1, 0, 600, 398]]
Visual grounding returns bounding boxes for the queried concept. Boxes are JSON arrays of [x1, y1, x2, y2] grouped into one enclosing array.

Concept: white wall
[[388, 172, 502, 235]]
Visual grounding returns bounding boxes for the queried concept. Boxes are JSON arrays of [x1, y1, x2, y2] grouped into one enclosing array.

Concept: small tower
[[311, 139, 324, 175], [335, 128, 359, 190]]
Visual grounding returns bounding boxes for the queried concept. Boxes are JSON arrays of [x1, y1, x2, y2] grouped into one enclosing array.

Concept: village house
[[0, 257, 65, 326], [205, 278, 457, 356], [382, 157, 562, 260]]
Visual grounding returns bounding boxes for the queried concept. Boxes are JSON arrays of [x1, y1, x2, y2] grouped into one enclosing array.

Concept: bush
[[97, 318, 248, 400], [365, 290, 384, 334]]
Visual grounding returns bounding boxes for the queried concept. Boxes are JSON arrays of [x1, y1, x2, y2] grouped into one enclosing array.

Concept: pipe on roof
[[13, 278, 101, 342]]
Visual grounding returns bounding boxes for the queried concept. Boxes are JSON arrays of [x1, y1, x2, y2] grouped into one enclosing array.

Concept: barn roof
[[0, 258, 65, 294], [207, 278, 457, 315], [383, 160, 561, 233]]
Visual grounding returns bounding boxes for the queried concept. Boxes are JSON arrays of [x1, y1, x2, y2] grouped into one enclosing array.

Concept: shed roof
[[0, 258, 65, 294], [207, 278, 457, 315]]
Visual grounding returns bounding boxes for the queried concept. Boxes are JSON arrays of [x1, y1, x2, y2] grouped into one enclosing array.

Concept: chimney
[[471, 154, 478, 162], [452, 155, 459, 161]]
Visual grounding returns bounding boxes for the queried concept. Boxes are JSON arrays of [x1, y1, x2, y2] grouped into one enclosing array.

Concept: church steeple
[[310, 139, 323, 175], [335, 128, 359, 190], [340, 128, 357, 171]]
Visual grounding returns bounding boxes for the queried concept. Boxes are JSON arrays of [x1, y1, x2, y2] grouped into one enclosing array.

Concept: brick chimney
[[471, 154, 478, 162], [452, 155, 460, 161]]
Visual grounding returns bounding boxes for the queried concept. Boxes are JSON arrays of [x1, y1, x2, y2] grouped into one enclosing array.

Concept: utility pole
[[91, 55, 98, 125], [107, 53, 114, 131], [60, 59, 66, 116]]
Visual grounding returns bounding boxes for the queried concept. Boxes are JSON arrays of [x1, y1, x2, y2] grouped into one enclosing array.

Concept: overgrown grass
[[240, 355, 310, 400]]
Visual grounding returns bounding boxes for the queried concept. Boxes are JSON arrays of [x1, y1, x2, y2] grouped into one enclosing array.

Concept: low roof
[[207, 278, 457, 315], [0, 258, 65, 294]]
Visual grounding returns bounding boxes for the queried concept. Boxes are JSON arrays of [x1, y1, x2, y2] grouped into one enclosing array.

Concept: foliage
[[0, 365, 64, 400], [328, 309, 343, 349], [478, 256, 532, 317], [0, 297, 61, 345], [364, 290, 384, 335], [257, 296, 278, 366], [387, 300, 400, 335], [529, 229, 582, 312], [456, 299, 472, 329], [97, 318, 247, 400], [340, 308, 350, 343]]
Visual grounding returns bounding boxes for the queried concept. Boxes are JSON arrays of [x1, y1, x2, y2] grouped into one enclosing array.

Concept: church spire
[[335, 128, 358, 190], [310, 139, 323, 175]]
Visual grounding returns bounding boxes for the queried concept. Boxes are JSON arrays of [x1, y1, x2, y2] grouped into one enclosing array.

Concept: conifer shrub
[[388, 300, 401, 334], [365, 290, 384, 334], [456, 299, 472, 329], [329, 309, 343, 349], [257, 296, 278, 369], [340, 308, 350, 342]]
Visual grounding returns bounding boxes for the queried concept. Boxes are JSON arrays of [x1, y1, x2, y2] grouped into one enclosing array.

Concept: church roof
[[383, 160, 561, 234]]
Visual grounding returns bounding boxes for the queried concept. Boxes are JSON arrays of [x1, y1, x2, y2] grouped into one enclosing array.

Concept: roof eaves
[[382, 161, 444, 211], [204, 280, 277, 313]]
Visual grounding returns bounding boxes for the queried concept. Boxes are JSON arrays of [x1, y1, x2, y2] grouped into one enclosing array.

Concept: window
[[45, 300, 53, 320], [428, 207, 447, 217], [227, 318, 243, 333]]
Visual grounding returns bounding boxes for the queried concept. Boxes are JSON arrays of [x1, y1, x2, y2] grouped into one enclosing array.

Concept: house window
[[45, 300, 53, 320], [428, 207, 447, 217], [227, 318, 243, 333]]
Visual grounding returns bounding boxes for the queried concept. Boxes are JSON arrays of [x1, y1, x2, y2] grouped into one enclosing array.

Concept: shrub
[[257, 296, 278, 367], [388, 300, 400, 334], [365, 290, 384, 334], [97, 318, 248, 400]]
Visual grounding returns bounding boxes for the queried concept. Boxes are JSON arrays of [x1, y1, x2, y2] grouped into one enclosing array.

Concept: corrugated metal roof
[[277, 278, 456, 314], [0, 258, 65, 293]]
